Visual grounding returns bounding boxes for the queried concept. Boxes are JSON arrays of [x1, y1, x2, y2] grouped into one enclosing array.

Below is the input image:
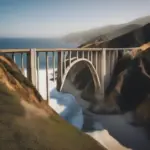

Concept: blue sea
[[0, 38, 78, 68]]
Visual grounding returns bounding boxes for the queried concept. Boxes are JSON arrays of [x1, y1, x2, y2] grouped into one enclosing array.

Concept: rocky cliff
[[90, 44, 150, 138], [0, 53, 107, 150]]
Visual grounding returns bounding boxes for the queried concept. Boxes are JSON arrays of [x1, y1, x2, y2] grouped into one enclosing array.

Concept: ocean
[[0, 37, 78, 68]]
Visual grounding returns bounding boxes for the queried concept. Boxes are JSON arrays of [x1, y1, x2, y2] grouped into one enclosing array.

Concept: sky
[[0, 0, 150, 37]]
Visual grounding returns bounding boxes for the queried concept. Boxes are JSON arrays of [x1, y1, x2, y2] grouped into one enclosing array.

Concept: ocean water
[[0, 38, 77, 49], [0, 37, 78, 69]]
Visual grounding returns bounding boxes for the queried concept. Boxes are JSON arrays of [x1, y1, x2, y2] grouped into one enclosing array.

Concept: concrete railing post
[[57, 51, 63, 91], [101, 48, 106, 94], [27, 48, 37, 87]]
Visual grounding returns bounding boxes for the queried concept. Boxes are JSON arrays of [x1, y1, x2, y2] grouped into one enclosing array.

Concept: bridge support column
[[27, 48, 37, 87], [105, 50, 111, 88], [110, 50, 116, 76], [57, 51, 63, 91], [101, 48, 106, 95]]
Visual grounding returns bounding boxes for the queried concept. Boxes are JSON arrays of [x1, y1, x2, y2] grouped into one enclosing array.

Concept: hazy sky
[[0, 0, 150, 37]]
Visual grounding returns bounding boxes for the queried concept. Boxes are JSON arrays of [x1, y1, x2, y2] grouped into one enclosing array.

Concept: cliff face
[[90, 45, 150, 135], [0, 54, 107, 150]]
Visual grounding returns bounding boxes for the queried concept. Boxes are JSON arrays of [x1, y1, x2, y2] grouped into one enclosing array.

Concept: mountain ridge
[[62, 15, 150, 45]]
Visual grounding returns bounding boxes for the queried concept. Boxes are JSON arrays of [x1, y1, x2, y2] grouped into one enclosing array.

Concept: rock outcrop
[[0, 53, 107, 150], [90, 44, 150, 135]]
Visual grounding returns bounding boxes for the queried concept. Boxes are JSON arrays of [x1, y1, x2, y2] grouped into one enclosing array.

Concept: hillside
[[62, 16, 150, 45], [63, 24, 123, 44], [84, 23, 150, 48], [0, 54, 108, 150], [79, 24, 141, 48]]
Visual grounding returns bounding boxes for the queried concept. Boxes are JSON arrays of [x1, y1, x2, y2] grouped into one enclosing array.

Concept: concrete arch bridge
[[56, 48, 136, 101], [0, 48, 138, 102]]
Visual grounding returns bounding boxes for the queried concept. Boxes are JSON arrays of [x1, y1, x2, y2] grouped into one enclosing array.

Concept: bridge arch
[[60, 58, 101, 92]]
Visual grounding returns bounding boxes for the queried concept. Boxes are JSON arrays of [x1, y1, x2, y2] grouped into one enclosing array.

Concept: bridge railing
[[0, 49, 58, 103], [0, 49, 30, 77], [0, 47, 139, 103]]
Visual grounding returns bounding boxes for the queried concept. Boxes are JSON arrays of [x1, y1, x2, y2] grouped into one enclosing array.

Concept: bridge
[[0, 48, 138, 103]]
